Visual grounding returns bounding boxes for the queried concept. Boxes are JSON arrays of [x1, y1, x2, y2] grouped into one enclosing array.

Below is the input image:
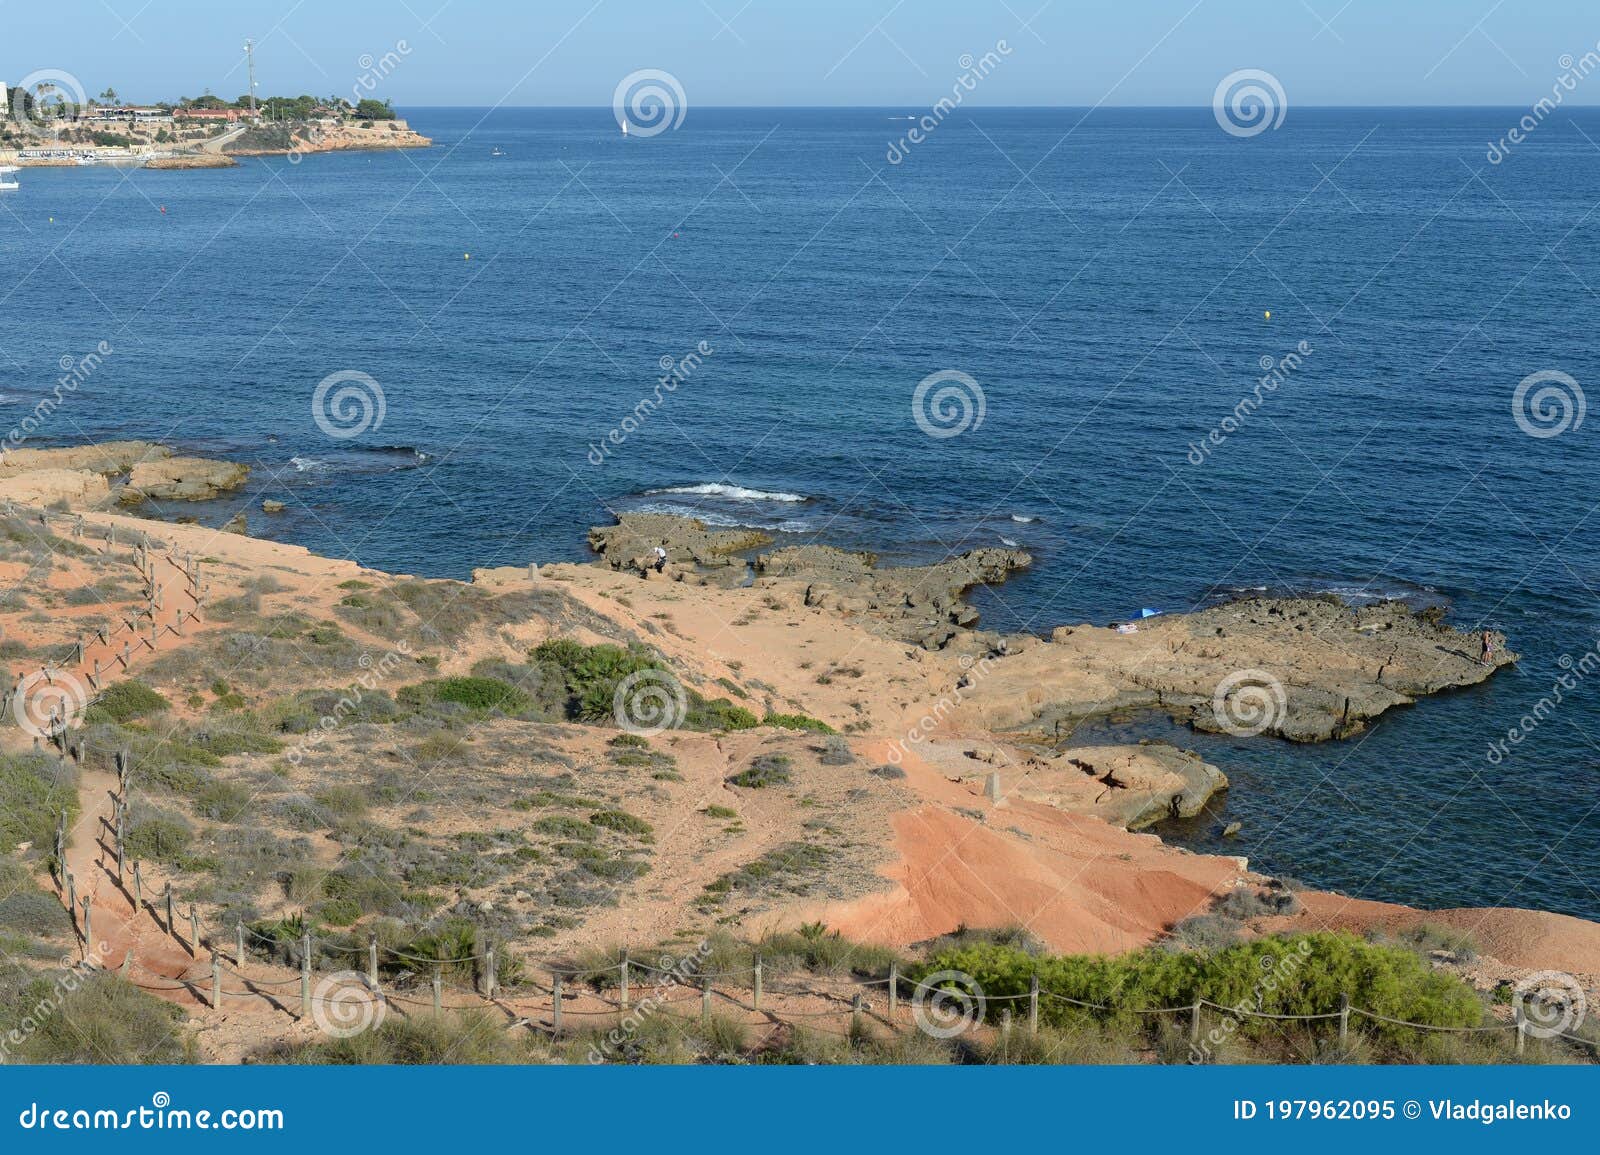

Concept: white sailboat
[[0, 165, 19, 191], [621, 119, 629, 137]]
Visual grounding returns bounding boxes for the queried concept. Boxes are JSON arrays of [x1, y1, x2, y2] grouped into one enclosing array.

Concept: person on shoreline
[[1481, 629, 1495, 666], [652, 545, 668, 574]]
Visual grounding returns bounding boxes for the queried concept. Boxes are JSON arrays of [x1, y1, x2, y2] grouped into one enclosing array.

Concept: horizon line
[[388, 102, 1600, 111]]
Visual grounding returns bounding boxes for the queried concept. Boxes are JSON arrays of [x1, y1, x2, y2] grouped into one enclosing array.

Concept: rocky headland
[[1, 444, 1591, 1062]]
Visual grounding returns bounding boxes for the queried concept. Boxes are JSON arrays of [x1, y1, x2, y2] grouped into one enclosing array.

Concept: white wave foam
[[632, 502, 815, 534], [647, 483, 806, 503], [1010, 514, 1038, 523], [289, 456, 330, 472]]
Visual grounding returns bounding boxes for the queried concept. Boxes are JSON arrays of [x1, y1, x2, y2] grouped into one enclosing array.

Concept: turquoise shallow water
[[2, 106, 1597, 918]]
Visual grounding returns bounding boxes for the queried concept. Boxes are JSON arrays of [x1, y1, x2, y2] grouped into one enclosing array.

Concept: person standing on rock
[[653, 545, 668, 574], [1481, 630, 1495, 665]]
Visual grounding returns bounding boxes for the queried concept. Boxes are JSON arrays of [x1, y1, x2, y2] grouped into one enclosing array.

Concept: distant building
[[173, 107, 258, 122], [85, 106, 170, 123]]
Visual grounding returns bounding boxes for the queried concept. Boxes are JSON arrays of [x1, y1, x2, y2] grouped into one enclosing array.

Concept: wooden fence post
[[300, 932, 312, 1017], [889, 962, 899, 1016], [187, 904, 200, 954], [619, 948, 629, 1010], [164, 882, 174, 935], [80, 897, 92, 949], [1000, 1007, 1012, 1048], [486, 946, 497, 1001], [1338, 992, 1350, 1051], [1029, 974, 1040, 1035], [753, 956, 763, 1011], [132, 861, 143, 911], [211, 953, 221, 1010], [1190, 1000, 1203, 1044], [432, 965, 443, 1014], [237, 922, 246, 968], [552, 975, 564, 1035], [367, 933, 379, 987], [1516, 1017, 1528, 1057], [853, 993, 865, 1035], [701, 975, 711, 1019], [65, 871, 76, 922]]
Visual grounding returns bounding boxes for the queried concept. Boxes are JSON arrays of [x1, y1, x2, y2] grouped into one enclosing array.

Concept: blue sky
[[5, 0, 1600, 107]]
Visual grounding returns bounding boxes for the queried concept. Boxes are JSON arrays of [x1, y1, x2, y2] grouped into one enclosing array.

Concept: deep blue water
[[3, 107, 1598, 920]]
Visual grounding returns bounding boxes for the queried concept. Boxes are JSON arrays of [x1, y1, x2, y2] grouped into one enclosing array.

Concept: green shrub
[[685, 695, 759, 731], [532, 815, 598, 842], [589, 809, 654, 839], [84, 679, 169, 724], [193, 780, 252, 822], [0, 754, 78, 854], [532, 640, 667, 720], [314, 784, 371, 820], [125, 812, 194, 865], [0, 861, 68, 938], [728, 754, 791, 788], [263, 1009, 535, 1064], [3, 971, 187, 1063], [763, 712, 835, 734], [399, 677, 531, 714], [703, 842, 831, 901], [912, 933, 1486, 1045]]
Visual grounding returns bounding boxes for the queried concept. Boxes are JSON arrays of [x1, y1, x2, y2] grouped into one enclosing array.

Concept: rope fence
[[85, 910, 1600, 1062]]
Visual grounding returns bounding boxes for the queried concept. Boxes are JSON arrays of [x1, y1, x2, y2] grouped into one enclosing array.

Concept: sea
[[2, 106, 1597, 921]]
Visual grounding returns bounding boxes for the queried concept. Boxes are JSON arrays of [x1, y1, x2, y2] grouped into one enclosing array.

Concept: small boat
[[490, 146, 505, 157], [621, 119, 629, 137], [0, 165, 18, 191]]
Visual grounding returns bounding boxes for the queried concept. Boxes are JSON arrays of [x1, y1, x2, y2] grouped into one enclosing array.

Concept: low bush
[[261, 1009, 535, 1065], [728, 754, 792, 788], [124, 809, 194, 865], [589, 809, 654, 839], [763, 712, 835, 734], [2, 971, 188, 1063], [399, 677, 531, 715], [84, 679, 170, 724], [0, 754, 78, 854], [912, 933, 1486, 1051]]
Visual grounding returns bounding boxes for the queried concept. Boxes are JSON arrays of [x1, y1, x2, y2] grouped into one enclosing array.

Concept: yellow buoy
[[1264, 310, 1271, 319], [464, 253, 471, 260]]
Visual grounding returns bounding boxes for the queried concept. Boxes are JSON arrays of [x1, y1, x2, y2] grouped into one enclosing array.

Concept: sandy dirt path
[[52, 547, 217, 1004]]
